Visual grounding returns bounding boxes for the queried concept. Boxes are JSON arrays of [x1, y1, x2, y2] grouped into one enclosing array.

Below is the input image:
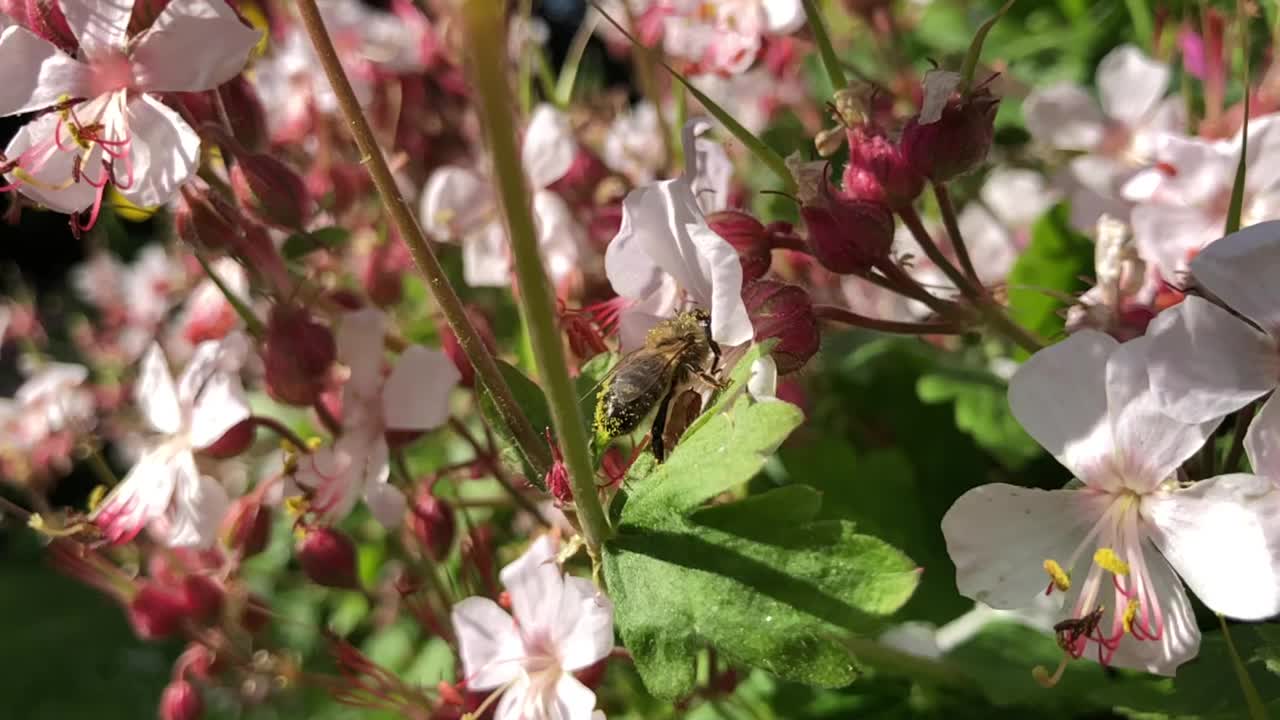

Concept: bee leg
[[708, 337, 723, 375], [649, 384, 679, 462]]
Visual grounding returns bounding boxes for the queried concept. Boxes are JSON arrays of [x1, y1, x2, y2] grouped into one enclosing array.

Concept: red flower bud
[[546, 150, 609, 207], [200, 418, 255, 459], [708, 210, 772, 282], [360, 238, 412, 308], [297, 527, 360, 590], [742, 281, 820, 375], [230, 154, 314, 230], [181, 575, 224, 624], [438, 305, 496, 388], [264, 305, 336, 406], [129, 583, 189, 640], [408, 487, 456, 562], [843, 125, 923, 207], [544, 430, 572, 504], [801, 183, 895, 275], [219, 77, 270, 154], [220, 494, 273, 558], [175, 188, 240, 251], [159, 680, 204, 720], [174, 643, 217, 681], [900, 88, 999, 183]]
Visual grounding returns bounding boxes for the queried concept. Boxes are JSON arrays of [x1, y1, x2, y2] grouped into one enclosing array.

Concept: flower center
[[89, 53, 136, 97]]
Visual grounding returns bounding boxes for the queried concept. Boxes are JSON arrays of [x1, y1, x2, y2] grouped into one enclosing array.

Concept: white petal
[[129, 0, 260, 92], [522, 103, 576, 189], [419, 166, 494, 240], [919, 69, 961, 125], [1245, 392, 1280, 480], [1190, 220, 1280, 335], [747, 355, 778, 400], [177, 337, 224, 408], [382, 346, 459, 431], [980, 168, 1060, 229], [956, 205, 1017, 284], [450, 597, 524, 689], [688, 220, 752, 346], [0, 26, 92, 115], [462, 220, 512, 287], [61, 0, 135, 58], [1105, 545, 1200, 676], [500, 535, 565, 631], [1023, 83, 1104, 151], [117, 94, 201, 208], [154, 450, 227, 548], [603, 197, 665, 302], [1008, 330, 1116, 484], [188, 371, 251, 449], [533, 190, 584, 283], [136, 343, 182, 434], [941, 483, 1100, 609], [1130, 203, 1218, 280], [1145, 473, 1280, 620], [3, 111, 100, 213], [761, 0, 804, 33], [1146, 297, 1277, 423], [555, 576, 615, 671], [1147, 133, 1234, 206], [338, 308, 388, 402], [552, 674, 599, 720], [294, 439, 362, 522], [689, 129, 733, 214], [91, 448, 177, 543], [1106, 336, 1221, 491], [1242, 115, 1280, 195], [364, 481, 406, 529], [1097, 45, 1170, 125]]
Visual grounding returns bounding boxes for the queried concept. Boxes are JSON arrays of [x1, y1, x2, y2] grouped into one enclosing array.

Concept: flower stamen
[[1043, 558, 1071, 594]]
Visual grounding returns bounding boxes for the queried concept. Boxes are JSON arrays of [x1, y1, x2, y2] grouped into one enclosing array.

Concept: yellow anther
[[1043, 559, 1071, 592], [281, 439, 300, 474], [306, 436, 324, 451], [1094, 547, 1130, 576], [1122, 599, 1140, 634], [284, 496, 309, 519], [27, 514, 45, 531], [87, 484, 107, 513]]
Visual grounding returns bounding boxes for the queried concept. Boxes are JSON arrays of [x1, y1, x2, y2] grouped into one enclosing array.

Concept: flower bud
[[175, 188, 240, 251], [230, 154, 314, 230], [181, 575, 224, 624], [544, 430, 572, 504], [159, 680, 204, 720], [801, 182, 895, 275], [438, 305, 496, 388], [25, 0, 76, 52], [843, 125, 923, 207], [708, 210, 771, 282], [200, 418, 256, 459], [221, 494, 272, 558], [129, 583, 189, 640], [219, 77, 270, 153], [408, 487, 456, 562], [297, 527, 360, 590], [741, 281, 820, 374], [900, 88, 999, 183], [264, 305, 336, 406], [360, 238, 412, 308]]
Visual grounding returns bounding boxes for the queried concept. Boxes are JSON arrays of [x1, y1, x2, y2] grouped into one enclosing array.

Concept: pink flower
[[451, 536, 614, 720], [93, 336, 251, 548], [0, 0, 260, 224], [661, 0, 804, 76], [942, 331, 1280, 678]]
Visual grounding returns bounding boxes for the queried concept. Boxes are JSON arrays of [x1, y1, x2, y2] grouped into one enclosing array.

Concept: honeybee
[[593, 309, 720, 461]]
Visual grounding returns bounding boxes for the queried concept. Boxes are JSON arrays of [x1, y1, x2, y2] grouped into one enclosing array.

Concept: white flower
[[93, 336, 251, 548], [451, 536, 614, 720], [602, 101, 666, 185], [0, 0, 260, 219], [0, 362, 95, 451], [294, 308, 458, 528], [419, 104, 584, 288], [661, 0, 803, 76], [604, 120, 752, 350], [942, 331, 1280, 677]]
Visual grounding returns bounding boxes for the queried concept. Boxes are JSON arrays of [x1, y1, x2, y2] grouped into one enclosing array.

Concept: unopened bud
[[843, 125, 922, 207], [221, 494, 272, 558], [544, 429, 572, 504], [438, 306, 496, 388], [742, 281, 820, 374], [801, 182, 895, 275], [159, 680, 204, 720], [900, 87, 999, 183], [264, 305, 336, 406], [219, 77, 270, 153], [181, 575, 224, 624], [176, 188, 240, 251], [200, 418, 256, 459], [231, 154, 314, 230], [297, 527, 360, 590], [708, 210, 772, 282], [129, 583, 189, 640], [408, 487, 456, 562], [360, 238, 412, 308]]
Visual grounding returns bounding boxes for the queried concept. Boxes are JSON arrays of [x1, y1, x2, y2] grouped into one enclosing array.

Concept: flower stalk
[[293, 0, 552, 479], [460, 0, 612, 558]]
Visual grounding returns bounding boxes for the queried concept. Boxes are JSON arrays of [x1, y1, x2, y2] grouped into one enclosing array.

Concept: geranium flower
[[661, 0, 803, 76], [93, 336, 251, 548], [604, 121, 753, 349], [419, 104, 584, 288], [294, 308, 458, 528], [942, 330, 1280, 677], [451, 535, 614, 720], [0, 0, 260, 225]]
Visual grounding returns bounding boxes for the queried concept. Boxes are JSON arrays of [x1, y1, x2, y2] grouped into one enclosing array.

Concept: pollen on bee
[[1093, 547, 1130, 576], [1043, 558, 1071, 593]]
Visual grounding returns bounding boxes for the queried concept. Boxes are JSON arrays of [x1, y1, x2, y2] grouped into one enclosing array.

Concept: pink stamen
[[76, 182, 108, 233]]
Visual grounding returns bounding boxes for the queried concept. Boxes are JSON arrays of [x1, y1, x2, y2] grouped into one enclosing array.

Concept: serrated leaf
[[282, 226, 350, 260], [476, 359, 553, 489], [1006, 204, 1092, 359]]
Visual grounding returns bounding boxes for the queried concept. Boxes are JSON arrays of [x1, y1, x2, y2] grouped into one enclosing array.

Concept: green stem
[[460, 1, 612, 559], [1225, 14, 1251, 237], [801, 0, 847, 91], [293, 0, 552, 479], [1219, 615, 1269, 720]]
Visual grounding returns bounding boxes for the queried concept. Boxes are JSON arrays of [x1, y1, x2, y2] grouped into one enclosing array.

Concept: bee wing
[[576, 344, 690, 404]]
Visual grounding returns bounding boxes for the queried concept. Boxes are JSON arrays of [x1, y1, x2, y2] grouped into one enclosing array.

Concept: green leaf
[[1005, 204, 1093, 359], [800, 0, 846, 90], [476, 359, 553, 489], [282, 226, 351, 260], [916, 366, 1040, 468], [959, 0, 1016, 93]]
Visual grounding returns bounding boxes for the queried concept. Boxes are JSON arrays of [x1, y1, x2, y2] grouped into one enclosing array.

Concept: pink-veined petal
[[2, 110, 101, 213], [116, 94, 200, 208], [382, 345, 459, 431], [555, 576, 615, 671], [450, 597, 524, 690], [136, 342, 182, 434], [1147, 296, 1277, 423], [1008, 330, 1116, 486], [523, 103, 576, 189], [337, 308, 388, 402], [61, 0, 134, 59], [419, 166, 494, 240], [941, 483, 1100, 609], [1145, 473, 1280, 620], [551, 674, 599, 720], [1105, 544, 1200, 676], [1106, 336, 1221, 491], [500, 535, 565, 631], [1097, 44, 1170, 126], [129, 0, 260, 92], [0, 25, 92, 115], [1023, 83, 1104, 151], [155, 451, 228, 548], [462, 220, 512, 288], [494, 676, 532, 720], [1190, 220, 1280, 335], [1245, 392, 1280, 481], [91, 447, 177, 543], [187, 370, 251, 449]]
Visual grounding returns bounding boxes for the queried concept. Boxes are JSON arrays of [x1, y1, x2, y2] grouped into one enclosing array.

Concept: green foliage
[[476, 359, 553, 488], [281, 226, 351, 260], [916, 362, 1040, 469], [1005, 204, 1094, 358]]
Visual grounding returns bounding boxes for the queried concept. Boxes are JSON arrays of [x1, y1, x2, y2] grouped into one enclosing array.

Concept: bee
[[593, 309, 720, 462]]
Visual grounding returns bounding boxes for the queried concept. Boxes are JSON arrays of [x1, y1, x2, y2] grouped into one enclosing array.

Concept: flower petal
[[1144, 473, 1280, 620], [552, 674, 599, 720], [1130, 202, 1218, 280], [941, 483, 1101, 609], [61, 0, 135, 59], [91, 447, 177, 543], [154, 450, 228, 548], [450, 597, 524, 689], [980, 168, 1060, 230], [364, 481, 406, 530], [419, 166, 495, 240], [1023, 83, 1104, 151], [382, 345, 459, 431], [1096, 44, 1170, 126], [0, 26, 92, 115], [688, 220, 752, 346], [117, 94, 201, 208], [1146, 296, 1277, 424], [187, 369, 251, 449], [1245, 392, 1280, 480], [500, 535, 565, 631], [761, 0, 805, 34], [1190, 220, 1280, 335], [534, 190, 584, 284], [338, 308, 388, 402], [1105, 545, 1200, 676], [1008, 330, 1116, 484], [136, 342, 182, 434], [129, 0, 260, 92], [3, 111, 100, 213], [555, 576, 615, 671], [522, 103, 576, 189], [462, 220, 512, 287], [295, 437, 363, 522]]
